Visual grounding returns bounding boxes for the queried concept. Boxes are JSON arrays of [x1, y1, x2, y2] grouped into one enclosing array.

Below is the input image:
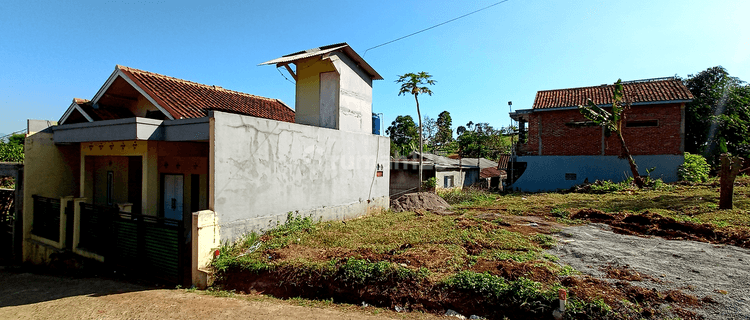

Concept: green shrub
[[337, 258, 428, 284], [421, 177, 437, 190], [444, 271, 554, 303], [589, 180, 626, 193], [438, 187, 494, 205], [0, 143, 23, 162], [678, 152, 710, 182]]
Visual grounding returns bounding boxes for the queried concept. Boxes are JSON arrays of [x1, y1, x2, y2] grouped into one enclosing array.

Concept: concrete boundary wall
[[211, 111, 389, 241], [512, 154, 685, 192]]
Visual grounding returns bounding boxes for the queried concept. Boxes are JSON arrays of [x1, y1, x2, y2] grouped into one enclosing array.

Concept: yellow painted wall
[[91, 156, 129, 206], [79, 140, 209, 217], [22, 128, 79, 262], [295, 57, 338, 127]]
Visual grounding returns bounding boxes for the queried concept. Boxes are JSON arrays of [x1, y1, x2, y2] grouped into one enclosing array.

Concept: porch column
[[142, 141, 159, 216]]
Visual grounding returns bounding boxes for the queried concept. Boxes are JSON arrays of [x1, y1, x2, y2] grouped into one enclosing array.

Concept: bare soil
[[0, 269, 440, 320], [570, 209, 750, 248], [390, 192, 453, 215]]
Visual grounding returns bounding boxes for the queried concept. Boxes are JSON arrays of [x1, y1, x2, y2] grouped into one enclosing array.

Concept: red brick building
[[508, 78, 693, 191]]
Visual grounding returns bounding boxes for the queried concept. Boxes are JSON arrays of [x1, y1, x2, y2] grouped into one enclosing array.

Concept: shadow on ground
[[0, 267, 153, 308]]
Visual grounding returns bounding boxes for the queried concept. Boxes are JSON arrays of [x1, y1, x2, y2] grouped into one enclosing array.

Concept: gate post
[[192, 210, 219, 289], [59, 196, 74, 249], [12, 167, 23, 263]]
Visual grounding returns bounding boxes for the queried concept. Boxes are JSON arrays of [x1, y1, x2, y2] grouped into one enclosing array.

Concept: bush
[[0, 143, 23, 162], [678, 152, 710, 182], [421, 177, 436, 191], [438, 187, 494, 205]]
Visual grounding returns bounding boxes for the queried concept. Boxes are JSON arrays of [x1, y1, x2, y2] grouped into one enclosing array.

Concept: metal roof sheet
[[259, 43, 383, 80]]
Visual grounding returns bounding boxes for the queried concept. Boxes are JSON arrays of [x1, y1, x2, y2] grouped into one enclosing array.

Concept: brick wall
[[517, 103, 683, 156]]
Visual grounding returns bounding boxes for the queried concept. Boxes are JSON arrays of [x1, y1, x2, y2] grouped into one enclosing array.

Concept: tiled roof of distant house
[[480, 167, 506, 179], [118, 65, 295, 122], [532, 78, 693, 110]]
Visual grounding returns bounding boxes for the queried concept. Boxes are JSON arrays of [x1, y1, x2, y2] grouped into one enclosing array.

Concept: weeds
[[438, 187, 496, 205]]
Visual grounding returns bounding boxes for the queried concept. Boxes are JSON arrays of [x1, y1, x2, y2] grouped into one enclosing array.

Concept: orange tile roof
[[117, 65, 294, 122], [533, 78, 693, 110]]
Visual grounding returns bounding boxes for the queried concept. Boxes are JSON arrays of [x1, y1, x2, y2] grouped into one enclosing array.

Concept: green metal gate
[[78, 203, 185, 284]]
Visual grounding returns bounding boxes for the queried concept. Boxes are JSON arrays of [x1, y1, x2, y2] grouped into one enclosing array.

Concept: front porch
[[23, 117, 214, 286]]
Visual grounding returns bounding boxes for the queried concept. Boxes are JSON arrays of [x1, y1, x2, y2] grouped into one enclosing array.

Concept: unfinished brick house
[[508, 77, 693, 191]]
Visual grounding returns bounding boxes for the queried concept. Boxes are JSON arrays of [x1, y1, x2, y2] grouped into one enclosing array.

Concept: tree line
[[386, 110, 513, 160]]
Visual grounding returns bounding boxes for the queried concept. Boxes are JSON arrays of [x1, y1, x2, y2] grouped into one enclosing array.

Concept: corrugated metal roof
[[259, 43, 383, 80]]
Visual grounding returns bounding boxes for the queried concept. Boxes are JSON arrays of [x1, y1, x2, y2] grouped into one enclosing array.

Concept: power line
[[276, 67, 295, 85], [0, 129, 27, 141], [363, 0, 511, 57]]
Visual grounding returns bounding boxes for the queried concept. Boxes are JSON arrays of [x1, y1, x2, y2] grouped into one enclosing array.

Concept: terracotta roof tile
[[117, 65, 294, 122], [532, 78, 693, 110], [480, 167, 506, 179]]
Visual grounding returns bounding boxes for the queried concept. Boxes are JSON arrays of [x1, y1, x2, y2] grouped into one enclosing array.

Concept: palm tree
[[579, 79, 644, 188], [397, 72, 436, 192]]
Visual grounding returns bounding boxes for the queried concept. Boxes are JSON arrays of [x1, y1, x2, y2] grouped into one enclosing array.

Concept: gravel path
[[549, 223, 750, 320]]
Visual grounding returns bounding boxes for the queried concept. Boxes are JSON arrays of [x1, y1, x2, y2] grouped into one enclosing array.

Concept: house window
[[444, 176, 454, 188], [626, 120, 658, 127], [565, 173, 577, 181], [565, 121, 598, 128], [106, 171, 114, 206]]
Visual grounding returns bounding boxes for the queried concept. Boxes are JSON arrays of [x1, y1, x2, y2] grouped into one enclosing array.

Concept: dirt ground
[[0, 269, 443, 320], [550, 223, 750, 320]]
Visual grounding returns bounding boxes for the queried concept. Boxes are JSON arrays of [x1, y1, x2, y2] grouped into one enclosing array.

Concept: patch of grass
[[438, 187, 497, 205], [444, 271, 543, 301], [487, 250, 541, 263], [531, 234, 556, 248], [337, 258, 428, 284], [211, 175, 750, 317]]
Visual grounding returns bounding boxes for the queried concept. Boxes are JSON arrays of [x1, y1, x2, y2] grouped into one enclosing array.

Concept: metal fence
[[78, 202, 184, 284], [31, 195, 60, 242]]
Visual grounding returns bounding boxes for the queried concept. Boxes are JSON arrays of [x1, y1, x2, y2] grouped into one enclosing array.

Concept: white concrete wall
[[511, 154, 685, 192], [329, 52, 373, 134], [211, 111, 389, 241]]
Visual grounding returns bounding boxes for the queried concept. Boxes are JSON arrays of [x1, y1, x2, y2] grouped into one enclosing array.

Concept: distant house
[[390, 152, 482, 197], [23, 43, 390, 286], [508, 77, 693, 191]]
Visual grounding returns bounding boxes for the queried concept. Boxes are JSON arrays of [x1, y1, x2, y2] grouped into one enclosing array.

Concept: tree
[[579, 79, 644, 188], [684, 66, 750, 164], [6, 133, 25, 147], [718, 153, 747, 209], [386, 115, 419, 157], [396, 72, 436, 191], [435, 111, 453, 149], [0, 133, 24, 162], [455, 121, 511, 160], [422, 116, 437, 152]]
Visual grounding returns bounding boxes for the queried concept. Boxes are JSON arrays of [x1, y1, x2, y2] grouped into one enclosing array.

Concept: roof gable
[[116, 66, 294, 122], [62, 65, 295, 125], [533, 78, 694, 110]]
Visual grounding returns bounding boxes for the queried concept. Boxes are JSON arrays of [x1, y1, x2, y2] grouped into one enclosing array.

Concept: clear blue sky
[[2, 0, 749, 137]]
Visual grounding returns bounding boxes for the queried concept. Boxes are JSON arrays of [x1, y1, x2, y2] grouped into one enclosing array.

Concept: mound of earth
[[390, 192, 453, 215], [570, 209, 750, 249]]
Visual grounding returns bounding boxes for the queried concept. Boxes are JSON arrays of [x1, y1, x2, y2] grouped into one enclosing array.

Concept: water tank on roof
[[372, 113, 381, 135]]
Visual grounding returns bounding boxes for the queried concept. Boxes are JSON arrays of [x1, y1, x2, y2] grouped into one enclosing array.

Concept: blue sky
[[1, 0, 749, 137]]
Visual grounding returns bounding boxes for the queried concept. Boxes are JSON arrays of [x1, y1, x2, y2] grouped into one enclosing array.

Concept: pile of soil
[[390, 192, 453, 215], [571, 209, 750, 249]]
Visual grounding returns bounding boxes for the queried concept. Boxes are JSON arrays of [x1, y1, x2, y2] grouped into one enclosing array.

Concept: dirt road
[[0, 270, 441, 320]]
